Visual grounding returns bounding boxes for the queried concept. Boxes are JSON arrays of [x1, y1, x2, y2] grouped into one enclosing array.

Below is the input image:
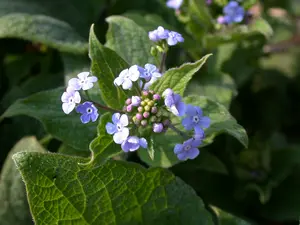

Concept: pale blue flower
[[163, 88, 185, 116], [68, 72, 97, 91], [148, 26, 169, 42], [139, 64, 162, 82], [167, 31, 184, 46], [182, 104, 210, 132], [166, 0, 183, 10], [114, 65, 140, 90], [121, 136, 148, 152], [131, 96, 141, 106], [223, 1, 245, 24], [61, 87, 81, 114], [174, 138, 201, 160], [106, 113, 129, 144]]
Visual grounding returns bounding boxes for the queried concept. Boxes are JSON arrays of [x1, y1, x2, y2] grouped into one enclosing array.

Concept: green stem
[[168, 123, 189, 139], [159, 52, 167, 73]]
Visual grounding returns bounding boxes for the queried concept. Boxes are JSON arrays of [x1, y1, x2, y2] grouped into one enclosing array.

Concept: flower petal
[[122, 79, 132, 90], [174, 144, 183, 154], [88, 76, 98, 83], [114, 76, 124, 86], [68, 78, 81, 90], [199, 116, 210, 128], [139, 138, 148, 148], [73, 91, 81, 103], [182, 117, 193, 130], [61, 92, 70, 103], [177, 152, 188, 160], [106, 122, 117, 134], [77, 72, 89, 80], [187, 148, 199, 159], [120, 114, 129, 126], [62, 102, 75, 114], [113, 128, 129, 144], [80, 114, 90, 124], [112, 113, 120, 124]]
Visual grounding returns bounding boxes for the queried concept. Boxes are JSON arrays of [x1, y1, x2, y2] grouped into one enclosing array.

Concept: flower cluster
[[148, 26, 184, 46], [61, 72, 99, 124], [61, 26, 210, 161], [218, 1, 245, 24]]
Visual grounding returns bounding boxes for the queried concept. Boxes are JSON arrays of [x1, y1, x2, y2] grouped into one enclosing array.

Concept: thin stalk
[[159, 52, 167, 73], [168, 123, 189, 139]]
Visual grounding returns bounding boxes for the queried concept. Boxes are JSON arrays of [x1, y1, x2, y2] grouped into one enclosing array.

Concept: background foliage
[[0, 0, 300, 224]]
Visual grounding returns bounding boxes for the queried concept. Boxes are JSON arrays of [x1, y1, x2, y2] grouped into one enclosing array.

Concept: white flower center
[[184, 145, 191, 151], [86, 108, 92, 113], [192, 115, 200, 123], [117, 124, 122, 131], [69, 97, 74, 103]]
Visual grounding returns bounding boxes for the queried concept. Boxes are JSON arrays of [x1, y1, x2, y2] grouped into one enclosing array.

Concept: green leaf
[[105, 16, 155, 66], [0, 87, 96, 150], [0, 14, 87, 53], [89, 24, 129, 109], [139, 96, 247, 168], [185, 96, 248, 148], [186, 72, 237, 108], [151, 54, 212, 96], [0, 136, 45, 225], [188, 0, 214, 30], [212, 207, 253, 225], [13, 151, 214, 225]]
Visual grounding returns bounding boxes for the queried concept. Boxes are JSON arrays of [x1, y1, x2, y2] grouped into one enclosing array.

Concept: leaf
[[185, 96, 248, 148], [186, 72, 237, 108], [139, 96, 247, 168], [0, 87, 97, 150], [188, 0, 214, 30], [212, 207, 253, 225], [105, 16, 156, 66], [151, 54, 212, 96], [0, 136, 45, 225], [89, 24, 129, 109], [0, 14, 87, 53], [13, 151, 214, 225]]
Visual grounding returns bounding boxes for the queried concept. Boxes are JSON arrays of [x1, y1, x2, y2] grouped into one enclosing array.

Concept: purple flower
[[106, 113, 129, 144], [61, 87, 81, 114], [167, 31, 184, 46], [182, 105, 210, 132], [139, 64, 162, 82], [131, 96, 141, 106], [114, 65, 140, 90], [163, 88, 185, 116], [217, 16, 226, 24], [174, 138, 201, 160], [68, 72, 98, 91], [148, 26, 169, 42], [166, 0, 183, 10], [223, 1, 245, 24], [121, 136, 148, 152], [76, 101, 99, 124], [153, 123, 164, 133]]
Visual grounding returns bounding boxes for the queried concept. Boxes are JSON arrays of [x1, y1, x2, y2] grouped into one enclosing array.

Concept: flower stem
[[159, 52, 167, 73]]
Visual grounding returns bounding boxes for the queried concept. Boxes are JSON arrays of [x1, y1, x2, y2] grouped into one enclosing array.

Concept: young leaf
[[105, 16, 156, 66], [0, 88, 96, 150], [151, 54, 212, 96], [13, 152, 214, 225], [0, 136, 45, 225], [89, 24, 129, 109]]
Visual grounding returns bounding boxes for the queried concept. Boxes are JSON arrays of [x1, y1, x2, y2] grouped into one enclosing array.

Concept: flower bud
[[126, 105, 132, 112], [138, 106, 144, 112], [153, 123, 164, 133], [126, 98, 132, 105], [141, 120, 148, 126], [153, 94, 160, 100], [131, 96, 141, 106], [150, 46, 158, 57], [148, 100, 154, 107], [142, 90, 149, 96], [143, 112, 150, 118], [150, 116, 157, 122], [136, 113, 143, 121], [144, 105, 151, 111], [151, 107, 158, 114], [141, 101, 146, 106]]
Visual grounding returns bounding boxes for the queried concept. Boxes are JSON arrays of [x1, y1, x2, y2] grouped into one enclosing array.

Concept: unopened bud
[[125, 98, 132, 105], [153, 94, 160, 100], [141, 120, 148, 126], [143, 112, 150, 118], [144, 105, 151, 111], [151, 107, 158, 114], [136, 113, 143, 121], [138, 106, 144, 112]]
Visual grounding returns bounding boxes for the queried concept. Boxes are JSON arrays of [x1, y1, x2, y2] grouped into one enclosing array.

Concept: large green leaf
[[151, 54, 212, 96], [89, 25, 129, 109], [139, 96, 248, 167], [105, 16, 155, 66], [13, 151, 214, 225], [0, 88, 96, 150], [0, 136, 45, 225], [0, 0, 104, 53]]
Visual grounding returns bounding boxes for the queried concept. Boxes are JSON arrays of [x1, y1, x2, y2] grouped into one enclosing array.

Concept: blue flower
[[174, 138, 201, 160], [182, 104, 210, 132], [167, 31, 184, 46], [148, 26, 169, 42], [114, 65, 140, 90], [121, 136, 148, 152], [61, 87, 81, 114], [223, 1, 245, 24], [139, 64, 162, 82], [68, 72, 98, 91], [166, 0, 183, 10], [76, 101, 99, 124], [106, 113, 129, 144], [163, 88, 185, 116]]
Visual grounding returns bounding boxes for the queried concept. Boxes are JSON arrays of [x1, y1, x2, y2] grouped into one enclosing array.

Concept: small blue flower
[[131, 96, 141, 106], [223, 1, 245, 24], [167, 31, 184, 46], [148, 26, 169, 42], [114, 65, 140, 90], [166, 0, 183, 10], [61, 87, 81, 114], [68, 72, 98, 91], [163, 88, 185, 116], [106, 113, 129, 144], [139, 64, 162, 82], [121, 136, 148, 152], [182, 104, 210, 132], [76, 101, 99, 124], [174, 138, 201, 160]]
